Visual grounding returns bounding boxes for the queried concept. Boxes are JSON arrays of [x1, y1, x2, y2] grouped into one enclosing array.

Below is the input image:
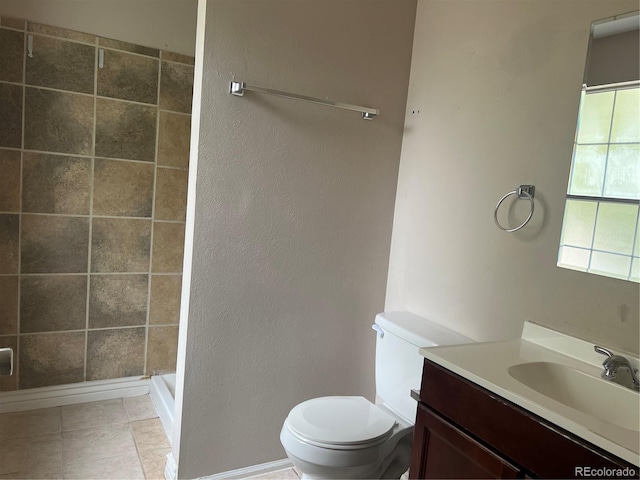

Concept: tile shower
[[0, 16, 193, 391]]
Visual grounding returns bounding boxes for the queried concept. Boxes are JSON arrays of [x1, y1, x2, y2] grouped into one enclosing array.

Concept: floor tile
[[61, 398, 128, 431], [0, 407, 61, 440], [0, 465, 63, 479], [138, 447, 171, 480], [124, 395, 158, 422], [0, 433, 62, 475], [61, 423, 137, 465], [131, 418, 170, 452], [247, 468, 300, 479], [63, 453, 145, 479]]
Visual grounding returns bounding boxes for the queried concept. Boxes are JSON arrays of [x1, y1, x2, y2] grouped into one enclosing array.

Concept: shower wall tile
[[155, 168, 188, 221], [25, 35, 95, 94], [89, 275, 148, 328], [0, 336, 17, 391], [97, 50, 159, 104], [152, 222, 185, 273], [27, 22, 96, 44], [0, 214, 19, 274], [91, 218, 151, 273], [22, 152, 91, 215], [1, 16, 25, 30], [157, 112, 190, 169], [20, 275, 87, 333], [159, 61, 193, 114], [160, 51, 194, 66], [93, 159, 154, 217], [0, 276, 18, 335], [20, 331, 85, 388], [0, 149, 21, 212], [86, 328, 145, 381], [149, 275, 181, 325], [98, 38, 159, 58], [0, 28, 24, 83], [95, 98, 157, 162], [145, 326, 178, 374], [21, 215, 90, 273], [24, 87, 93, 155], [0, 83, 23, 148]]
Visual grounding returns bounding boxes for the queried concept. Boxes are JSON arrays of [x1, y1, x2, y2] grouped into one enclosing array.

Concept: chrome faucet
[[594, 346, 640, 392]]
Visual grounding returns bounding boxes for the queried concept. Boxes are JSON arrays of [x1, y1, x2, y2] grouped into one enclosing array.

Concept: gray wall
[[175, 0, 417, 477], [386, 0, 639, 354], [587, 29, 640, 86]]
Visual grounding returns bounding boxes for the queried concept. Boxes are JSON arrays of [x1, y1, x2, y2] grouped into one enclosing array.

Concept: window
[[558, 83, 640, 282]]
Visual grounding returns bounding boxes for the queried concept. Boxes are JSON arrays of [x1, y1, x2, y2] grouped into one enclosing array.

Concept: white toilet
[[280, 311, 472, 479]]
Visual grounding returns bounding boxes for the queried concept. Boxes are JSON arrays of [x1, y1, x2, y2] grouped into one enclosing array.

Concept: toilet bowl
[[280, 312, 473, 479], [280, 396, 412, 480]]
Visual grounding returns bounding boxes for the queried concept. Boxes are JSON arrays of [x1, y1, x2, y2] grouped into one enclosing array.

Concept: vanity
[[409, 323, 640, 479]]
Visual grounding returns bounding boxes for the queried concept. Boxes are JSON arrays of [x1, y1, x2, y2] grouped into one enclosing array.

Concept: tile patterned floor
[[0, 395, 170, 479], [246, 468, 300, 479]]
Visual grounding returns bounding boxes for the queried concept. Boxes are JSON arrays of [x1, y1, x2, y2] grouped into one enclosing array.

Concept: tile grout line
[[3, 324, 180, 337], [0, 211, 187, 223]]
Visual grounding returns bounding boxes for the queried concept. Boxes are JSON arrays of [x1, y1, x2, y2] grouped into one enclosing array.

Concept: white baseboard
[[199, 459, 294, 480], [0, 376, 150, 413], [165, 451, 178, 480]]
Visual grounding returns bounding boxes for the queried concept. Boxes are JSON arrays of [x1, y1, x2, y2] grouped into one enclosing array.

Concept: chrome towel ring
[[494, 185, 535, 232]]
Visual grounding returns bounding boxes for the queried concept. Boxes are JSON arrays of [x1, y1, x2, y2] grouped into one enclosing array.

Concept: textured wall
[[0, 0, 197, 56], [0, 16, 193, 390], [386, 0, 639, 354], [174, 0, 417, 476]]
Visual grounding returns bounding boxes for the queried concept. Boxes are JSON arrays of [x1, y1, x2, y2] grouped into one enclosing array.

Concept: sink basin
[[508, 362, 640, 432]]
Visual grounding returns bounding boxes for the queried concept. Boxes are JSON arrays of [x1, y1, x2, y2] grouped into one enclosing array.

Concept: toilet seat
[[285, 396, 397, 449]]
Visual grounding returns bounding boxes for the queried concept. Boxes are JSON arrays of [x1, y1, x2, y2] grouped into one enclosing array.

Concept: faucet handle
[[594, 345, 613, 358]]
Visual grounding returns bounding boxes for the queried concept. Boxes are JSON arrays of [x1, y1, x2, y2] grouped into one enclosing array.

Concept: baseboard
[[198, 459, 294, 480], [0, 376, 150, 413], [165, 451, 178, 480]]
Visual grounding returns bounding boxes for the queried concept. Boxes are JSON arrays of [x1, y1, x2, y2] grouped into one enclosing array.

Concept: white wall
[[0, 0, 197, 56], [175, 0, 417, 477], [387, 0, 640, 354]]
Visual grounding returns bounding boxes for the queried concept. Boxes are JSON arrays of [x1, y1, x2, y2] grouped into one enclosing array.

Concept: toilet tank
[[374, 312, 472, 422]]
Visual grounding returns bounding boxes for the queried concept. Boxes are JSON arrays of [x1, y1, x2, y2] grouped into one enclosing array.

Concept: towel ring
[[494, 185, 535, 232]]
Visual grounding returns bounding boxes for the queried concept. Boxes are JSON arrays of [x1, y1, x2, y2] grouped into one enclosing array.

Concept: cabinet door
[[410, 403, 522, 479]]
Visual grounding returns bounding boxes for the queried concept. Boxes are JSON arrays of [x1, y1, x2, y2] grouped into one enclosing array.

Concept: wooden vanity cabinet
[[410, 359, 638, 479]]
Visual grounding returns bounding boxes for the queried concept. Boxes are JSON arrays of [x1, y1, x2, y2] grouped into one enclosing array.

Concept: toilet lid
[[286, 396, 396, 446]]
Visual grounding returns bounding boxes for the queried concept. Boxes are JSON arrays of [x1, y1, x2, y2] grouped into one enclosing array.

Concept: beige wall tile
[[91, 218, 151, 272], [24, 87, 93, 155], [64, 453, 144, 479], [155, 168, 188, 221], [124, 395, 158, 422], [26, 22, 95, 44], [0, 214, 19, 273], [93, 159, 154, 217], [25, 35, 95, 94], [149, 275, 181, 325], [97, 49, 159, 104], [151, 222, 185, 273], [0, 433, 62, 475], [20, 275, 87, 333], [0, 336, 17, 391], [22, 153, 91, 215], [99, 38, 159, 58], [0, 407, 61, 440], [0, 83, 22, 148], [131, 418, 170, 452], [160, 51, 194, 65], [95, 98, 157, 162], [0, 28, 24, 83], [86, 328, 145, 380], [159, 61, 193, 113], [139, 447, 171, 480], [157, 111, 191, 169], [21, 215, 89, 273], [19, 332, 85, 388], [0, 149, 20, 212], [0, 276, 18, 335], [61, 398, 128, 431], [146, 325, 178, 374], [61, 423, 136, 465], [89, 274, 148, 328]]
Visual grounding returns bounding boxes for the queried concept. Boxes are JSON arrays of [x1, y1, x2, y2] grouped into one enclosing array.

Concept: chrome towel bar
[[229, 81, 379, 120]]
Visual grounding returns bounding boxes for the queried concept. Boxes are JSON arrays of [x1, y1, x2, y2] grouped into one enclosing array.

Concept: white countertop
[[419, 322, 640, 466]]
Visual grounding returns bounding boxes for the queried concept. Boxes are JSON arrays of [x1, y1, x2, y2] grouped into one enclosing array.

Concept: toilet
[[280, 311, 472, 479]]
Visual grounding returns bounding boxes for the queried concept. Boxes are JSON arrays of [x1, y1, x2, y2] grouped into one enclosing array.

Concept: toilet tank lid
[[375, 312, 472, 347]]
